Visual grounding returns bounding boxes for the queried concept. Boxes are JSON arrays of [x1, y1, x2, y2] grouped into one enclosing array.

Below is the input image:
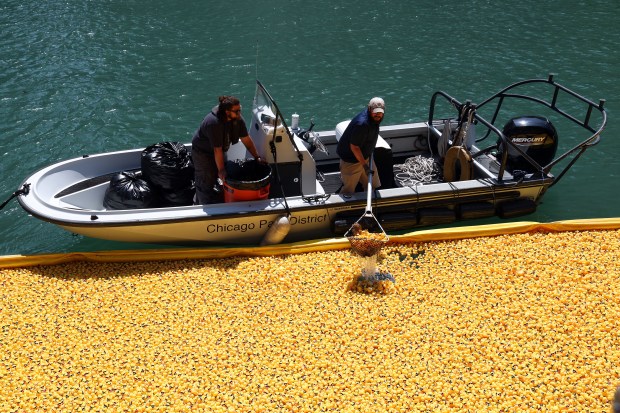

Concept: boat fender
[[437, 119, 451, 159], [260, 214, 291, 246], [443, 146, 473, 182]]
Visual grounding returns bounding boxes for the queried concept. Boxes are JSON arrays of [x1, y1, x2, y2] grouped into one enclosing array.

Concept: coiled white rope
[[394, 156, 442, 187]]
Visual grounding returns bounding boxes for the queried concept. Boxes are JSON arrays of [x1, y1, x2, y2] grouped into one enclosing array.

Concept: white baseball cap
[[368, 97, 385, 114]]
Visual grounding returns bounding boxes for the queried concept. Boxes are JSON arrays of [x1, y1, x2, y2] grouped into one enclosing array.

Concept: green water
[[1, 0, 618, 255]]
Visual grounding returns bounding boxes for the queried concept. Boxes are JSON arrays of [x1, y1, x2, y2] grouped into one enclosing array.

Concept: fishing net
[[346, 225, 395, 295], [347, 255, 396, 294], [346, 222, 389, 257], [343, 166, 395, 294]]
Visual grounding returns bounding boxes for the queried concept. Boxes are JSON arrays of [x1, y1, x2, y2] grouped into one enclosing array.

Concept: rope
[[394, 156, 442, 187], [454, 104, 476, 147], [0, 183, 30, 211]]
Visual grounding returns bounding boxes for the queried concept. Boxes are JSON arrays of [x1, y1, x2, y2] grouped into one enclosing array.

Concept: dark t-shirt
[[191, 106, 248, 155], [336, 108, 379, 163]]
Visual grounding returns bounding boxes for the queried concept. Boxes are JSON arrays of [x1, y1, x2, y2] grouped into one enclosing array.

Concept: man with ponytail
[[191, 96, 263, 204]]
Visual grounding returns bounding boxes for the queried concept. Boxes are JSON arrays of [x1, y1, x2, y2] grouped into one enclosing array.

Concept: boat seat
[[335, 120, 390, 149]]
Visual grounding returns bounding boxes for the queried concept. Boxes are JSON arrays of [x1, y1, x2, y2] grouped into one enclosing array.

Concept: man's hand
[[218, 169, 226, 182]]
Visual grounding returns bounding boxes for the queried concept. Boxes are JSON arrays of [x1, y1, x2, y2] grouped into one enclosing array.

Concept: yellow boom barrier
[[1, 218, 619, 269]]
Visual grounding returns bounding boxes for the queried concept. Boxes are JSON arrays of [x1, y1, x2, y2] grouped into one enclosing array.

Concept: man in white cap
[[336, 97, 385, 196]]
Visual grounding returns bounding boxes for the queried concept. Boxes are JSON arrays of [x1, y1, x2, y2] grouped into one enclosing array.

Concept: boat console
[[248, 87, 319, 197]]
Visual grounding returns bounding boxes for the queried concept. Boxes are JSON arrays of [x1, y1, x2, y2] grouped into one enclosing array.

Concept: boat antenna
[[255, 41, 259, 80]]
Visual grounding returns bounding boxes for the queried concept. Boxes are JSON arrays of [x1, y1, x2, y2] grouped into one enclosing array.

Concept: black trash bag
[[103, 171, 156, 210], [159, 184, 196, 207], [141, 142, 194, 190]]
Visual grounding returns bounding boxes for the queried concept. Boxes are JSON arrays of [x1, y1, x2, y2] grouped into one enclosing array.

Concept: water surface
[[1, 0, 618, 255]]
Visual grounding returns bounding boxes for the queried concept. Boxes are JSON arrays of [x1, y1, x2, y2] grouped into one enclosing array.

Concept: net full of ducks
[[346, 223, 396, 295]]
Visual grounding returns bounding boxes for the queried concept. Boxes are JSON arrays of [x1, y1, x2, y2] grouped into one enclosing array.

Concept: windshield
[[253, 81, 288, 129], [253, 83, 273, 112]]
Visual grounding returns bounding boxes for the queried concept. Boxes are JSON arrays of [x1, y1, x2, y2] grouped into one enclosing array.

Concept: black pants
[[192, 150, 223, 204]]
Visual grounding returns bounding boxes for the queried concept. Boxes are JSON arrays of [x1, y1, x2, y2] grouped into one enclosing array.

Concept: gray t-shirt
[[191, 106, 248, 155]]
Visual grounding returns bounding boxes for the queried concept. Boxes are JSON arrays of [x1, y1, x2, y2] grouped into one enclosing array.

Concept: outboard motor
[[498, 116, 558, 173]]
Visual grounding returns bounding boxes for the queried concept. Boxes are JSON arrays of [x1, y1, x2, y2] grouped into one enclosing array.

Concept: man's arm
[[240, 136, 262, 162], [214, 147, 226, 181], [349, 144, 368, 168]]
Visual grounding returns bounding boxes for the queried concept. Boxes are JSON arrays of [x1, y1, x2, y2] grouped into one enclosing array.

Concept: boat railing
[[428, 92, 539, 181], [428, 74, 607, 185]]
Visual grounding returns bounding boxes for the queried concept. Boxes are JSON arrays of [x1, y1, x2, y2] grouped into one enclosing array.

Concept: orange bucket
[[223, 182, 270, 202], [223, 159, 271, 202]]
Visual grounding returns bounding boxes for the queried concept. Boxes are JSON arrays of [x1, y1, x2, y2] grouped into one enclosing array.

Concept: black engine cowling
[[498, 116, 558, 173]]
